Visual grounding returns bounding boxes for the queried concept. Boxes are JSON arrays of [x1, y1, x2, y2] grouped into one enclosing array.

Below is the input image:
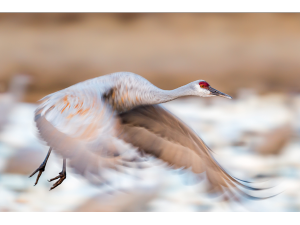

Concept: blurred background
[[0, 13, 300, 212]]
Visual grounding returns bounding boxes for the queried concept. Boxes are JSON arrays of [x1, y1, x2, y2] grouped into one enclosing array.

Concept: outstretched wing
[[119, 105, 265, 198], [35, 84, 140, 183]]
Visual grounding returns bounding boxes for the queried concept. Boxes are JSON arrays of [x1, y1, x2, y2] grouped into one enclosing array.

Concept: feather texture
[[34, 71, 268, 198], [119, 105, 263, 195]]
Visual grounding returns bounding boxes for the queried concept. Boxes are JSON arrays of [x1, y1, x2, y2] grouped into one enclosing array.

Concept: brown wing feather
[[119, 105, 264, 198]]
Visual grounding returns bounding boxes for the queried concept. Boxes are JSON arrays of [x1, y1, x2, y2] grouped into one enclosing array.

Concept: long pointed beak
[[208, 87, 232, 99]]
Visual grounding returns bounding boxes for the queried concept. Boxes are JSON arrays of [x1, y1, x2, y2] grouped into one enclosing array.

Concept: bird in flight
[[29, 72, 267, 199]]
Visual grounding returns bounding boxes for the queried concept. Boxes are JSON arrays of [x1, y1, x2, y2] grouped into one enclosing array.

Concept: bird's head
[[191, 80, 232, 99]]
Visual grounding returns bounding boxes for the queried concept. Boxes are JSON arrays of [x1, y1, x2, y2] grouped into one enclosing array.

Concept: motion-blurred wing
[[119, 105, 262, 198], [35, 85, 139, 182]]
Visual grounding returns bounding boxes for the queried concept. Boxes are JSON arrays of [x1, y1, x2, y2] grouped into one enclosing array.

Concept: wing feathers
[[35, 87, 141, 180], [121, 125, 205, 172], [35, 83, 269, 199], [119, 105, 265, 198]]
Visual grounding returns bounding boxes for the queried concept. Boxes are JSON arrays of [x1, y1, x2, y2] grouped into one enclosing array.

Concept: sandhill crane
[[29, 72, 267, 198]]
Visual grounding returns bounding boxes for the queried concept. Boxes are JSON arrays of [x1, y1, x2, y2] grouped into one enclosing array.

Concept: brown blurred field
[[0, 13, 300, 102]]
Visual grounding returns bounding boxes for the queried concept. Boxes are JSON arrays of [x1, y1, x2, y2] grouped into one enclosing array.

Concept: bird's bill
[[208, 87, 232, 99]]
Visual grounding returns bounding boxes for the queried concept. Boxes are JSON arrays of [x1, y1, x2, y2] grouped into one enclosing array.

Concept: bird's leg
[[48, 158, 67, 191], [29, 147, 53, 186]]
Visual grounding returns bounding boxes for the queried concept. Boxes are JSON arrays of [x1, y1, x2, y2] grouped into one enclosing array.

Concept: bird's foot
[[48, 170, 66, 191], [29, 162, 46, 186]]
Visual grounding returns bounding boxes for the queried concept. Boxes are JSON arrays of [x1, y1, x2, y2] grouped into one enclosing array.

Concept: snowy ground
[[1, 91, 300, 211]]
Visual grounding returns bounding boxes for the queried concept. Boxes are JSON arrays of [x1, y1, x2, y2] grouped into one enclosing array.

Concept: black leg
[[48, 158, 67, 191], [29, 147, 52, 186]]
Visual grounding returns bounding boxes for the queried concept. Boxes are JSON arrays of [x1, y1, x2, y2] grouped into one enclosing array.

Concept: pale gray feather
[[34, 71, 265, 197]]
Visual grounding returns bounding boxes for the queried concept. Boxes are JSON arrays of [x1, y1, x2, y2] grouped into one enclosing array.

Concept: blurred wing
[[35, 85, 139, 182], [119, 105, 263, 198]]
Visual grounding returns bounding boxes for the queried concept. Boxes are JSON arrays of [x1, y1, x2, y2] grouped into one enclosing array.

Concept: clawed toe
[[29, 164, 46, 186], [48, 171, 66, 191], [29, 147, 52, 186], [29, 149, 67, 191]]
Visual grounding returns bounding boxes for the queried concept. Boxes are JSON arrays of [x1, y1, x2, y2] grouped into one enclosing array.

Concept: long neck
[[109, 77, 196, 112], [146, 84, 194, 105]]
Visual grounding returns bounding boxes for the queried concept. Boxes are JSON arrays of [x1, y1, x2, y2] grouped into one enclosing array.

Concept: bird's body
[[30, 72, 265, 198], [42, 72, 215, 114]]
